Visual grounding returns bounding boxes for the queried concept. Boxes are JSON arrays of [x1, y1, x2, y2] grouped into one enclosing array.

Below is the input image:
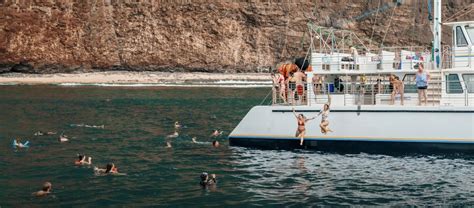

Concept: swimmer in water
[[95, 163, 120, 175], [59, 133, 69, 142], [167, 131, 179, 138], [174, 121, 182, 129], [192, 137, 197, 143], [74, 154, 92, 165], [211, 130, 223, 137], [316, 93, 333, 134], [13, 139, 29, 148], [212, 140, 220, 147], [32, 182, 52, 197], [292, 107, 316, 146], [34, 131, 45, 136], [46, 131, 57, 135], [200, 172, 217, 187], [166, 141, 172, 148]]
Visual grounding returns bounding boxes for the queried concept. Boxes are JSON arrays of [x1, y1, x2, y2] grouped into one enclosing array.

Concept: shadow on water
[[0, 85, 473, 207]]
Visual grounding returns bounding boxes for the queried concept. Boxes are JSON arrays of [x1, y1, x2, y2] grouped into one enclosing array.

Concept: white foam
[[57, 82, 271, 88]]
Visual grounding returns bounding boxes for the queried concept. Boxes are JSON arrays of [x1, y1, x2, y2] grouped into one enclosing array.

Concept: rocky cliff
[[0, 0, 472, 73]]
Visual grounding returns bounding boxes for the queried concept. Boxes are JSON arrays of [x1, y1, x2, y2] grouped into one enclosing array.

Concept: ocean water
[[1, 85, 473, 207]]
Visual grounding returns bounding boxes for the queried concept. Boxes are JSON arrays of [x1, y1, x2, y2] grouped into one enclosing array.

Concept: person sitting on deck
[[316, 93, 333, 135], [389, 74, 404, 105], [292, 108, 316, 146]]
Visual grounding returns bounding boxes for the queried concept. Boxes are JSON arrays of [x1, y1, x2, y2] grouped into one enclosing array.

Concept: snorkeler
[[200, 172, 217, 187], [75, 154, 92, 165], [212, 140, 220, 147], [32, 182, 52, 197], [211, 130, 223, 137], [316, 93, 333, 135], [292, 108, 316, 146]]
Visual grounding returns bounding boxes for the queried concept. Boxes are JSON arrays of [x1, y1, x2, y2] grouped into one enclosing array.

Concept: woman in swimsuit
[[389, 74, 404, 105], [317, 94, 332, 134], [292, 108, 316, 146]]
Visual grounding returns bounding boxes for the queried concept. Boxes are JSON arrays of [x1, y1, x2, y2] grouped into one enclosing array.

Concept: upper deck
[[269, 22, 474, 108]]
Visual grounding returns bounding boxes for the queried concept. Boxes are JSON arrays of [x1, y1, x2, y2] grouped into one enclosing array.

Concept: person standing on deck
[[414, 63, 430, 106], [271, 72, 279, 105], [312, 74, 324, 100], [350, 45, 358, 70], [287, 72, 297, 105], [389, 74, 404, 105], [272, 71, 287, 104], [293, 68, 306, 105]]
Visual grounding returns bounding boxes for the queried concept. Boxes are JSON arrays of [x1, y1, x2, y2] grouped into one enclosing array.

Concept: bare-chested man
[[293, 68, 306, 105]]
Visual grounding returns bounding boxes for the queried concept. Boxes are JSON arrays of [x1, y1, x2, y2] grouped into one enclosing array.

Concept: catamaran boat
[[229, 1, 474, 154]]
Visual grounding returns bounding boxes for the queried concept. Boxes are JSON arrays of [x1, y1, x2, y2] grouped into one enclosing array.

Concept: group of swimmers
[[167, 121, 222, 148], [25, 120, 222, 197]]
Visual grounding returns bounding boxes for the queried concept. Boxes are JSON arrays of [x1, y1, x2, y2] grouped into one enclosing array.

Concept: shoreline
[[0, 71, 272, 87]]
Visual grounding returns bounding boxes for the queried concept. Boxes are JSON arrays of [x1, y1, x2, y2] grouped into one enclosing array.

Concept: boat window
[[462, 74, 474, 93], [466, 26, 474, 44], [456, 26, 468, 47], [446, 74, 463, 94], [403, 74, 416, 93]]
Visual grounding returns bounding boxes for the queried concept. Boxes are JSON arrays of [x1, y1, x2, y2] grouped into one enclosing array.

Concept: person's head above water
[[42, 182, 52, 192], [200, 172, 208, 181], [78, 154, 85, 161], [212, 140, 219, 147], [105, 163, 115, 173]]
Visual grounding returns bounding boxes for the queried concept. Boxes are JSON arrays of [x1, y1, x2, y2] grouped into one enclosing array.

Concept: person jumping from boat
[[292, 108, 316, 146], [389, 74, 404, 105], [316, 93, 332, 135]]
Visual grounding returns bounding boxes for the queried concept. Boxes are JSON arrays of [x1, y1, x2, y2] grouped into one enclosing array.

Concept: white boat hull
[[229, 105, 474, 154]]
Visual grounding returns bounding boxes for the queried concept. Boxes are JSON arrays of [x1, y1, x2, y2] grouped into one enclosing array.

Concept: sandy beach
[[0, 72, 271, 86]]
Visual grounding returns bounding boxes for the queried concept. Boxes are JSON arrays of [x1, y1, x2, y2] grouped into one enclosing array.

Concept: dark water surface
[[1, 85, 473, 207]]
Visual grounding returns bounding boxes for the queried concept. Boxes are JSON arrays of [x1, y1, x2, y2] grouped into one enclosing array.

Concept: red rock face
[[0, 0, 472, 73]]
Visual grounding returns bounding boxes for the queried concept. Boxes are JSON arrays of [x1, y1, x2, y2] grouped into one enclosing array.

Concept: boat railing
[[311, 45, 472, 72], [271, 79, 473, 107]]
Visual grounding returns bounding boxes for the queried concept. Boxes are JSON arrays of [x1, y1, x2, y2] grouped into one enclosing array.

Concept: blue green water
[[1, 85, 474, 207]]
